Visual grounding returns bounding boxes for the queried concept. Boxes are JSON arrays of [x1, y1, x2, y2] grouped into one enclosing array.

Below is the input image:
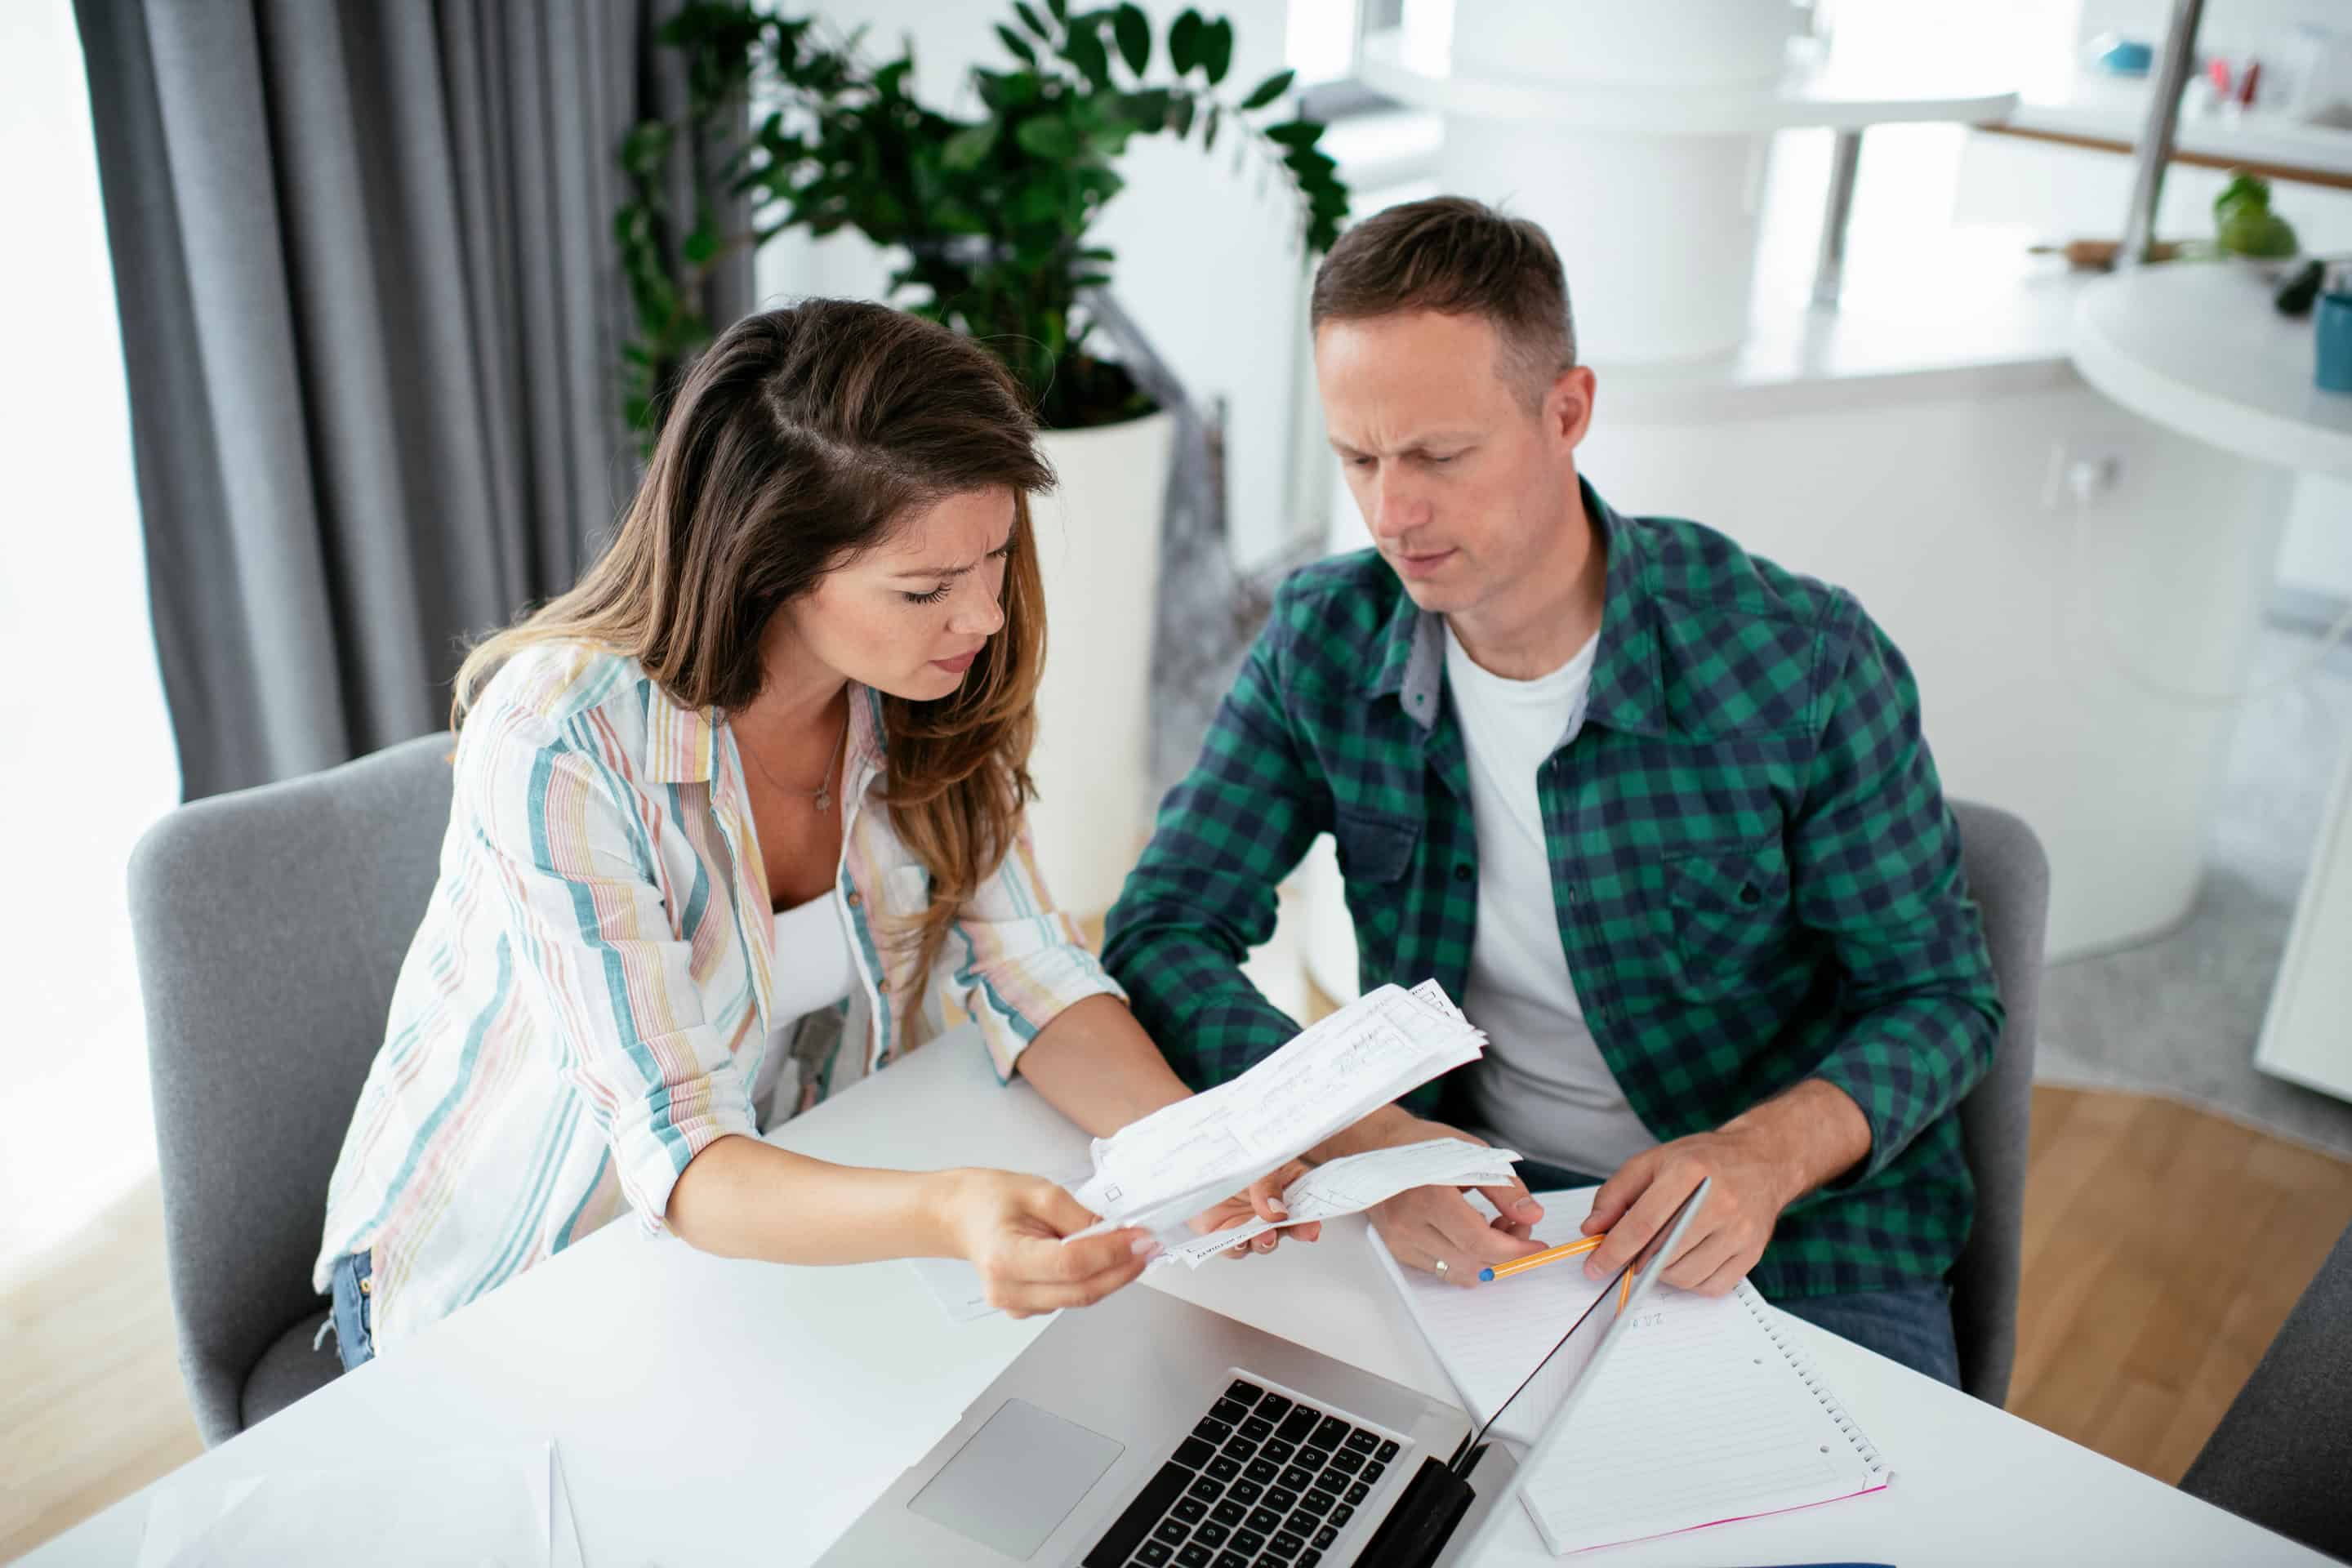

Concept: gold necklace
[[739, 699, 849, 812]]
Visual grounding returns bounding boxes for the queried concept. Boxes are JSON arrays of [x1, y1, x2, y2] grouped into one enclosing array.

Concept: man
[[1102, 197, 2002, 1385]]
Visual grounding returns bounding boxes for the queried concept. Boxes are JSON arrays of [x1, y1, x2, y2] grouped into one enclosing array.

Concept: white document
[[136, 1441, 583, 1568], [907, 1254, 1000, 1321], [1155, 1137, 1522, 1269], [1069, 981, 1487, 1241]]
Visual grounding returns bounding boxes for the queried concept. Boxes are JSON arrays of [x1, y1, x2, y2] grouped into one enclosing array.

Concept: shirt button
[[1452, 863, 1472, 884], [846, 889, 863, 908]]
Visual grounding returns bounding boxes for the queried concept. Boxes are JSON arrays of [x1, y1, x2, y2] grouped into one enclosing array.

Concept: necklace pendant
[[815, 786, 831, 812]]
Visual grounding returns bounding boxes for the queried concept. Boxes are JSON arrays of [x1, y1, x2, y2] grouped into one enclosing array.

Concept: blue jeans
[[327, 1250, 376, 1371], [1508, 1157, 1961, 1388]]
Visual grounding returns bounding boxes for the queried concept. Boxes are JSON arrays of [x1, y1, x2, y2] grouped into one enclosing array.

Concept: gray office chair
[[2180, 1218, 2352, 1561], [1946, 800, 2049, 1410], [128, 733, 456, 1445]]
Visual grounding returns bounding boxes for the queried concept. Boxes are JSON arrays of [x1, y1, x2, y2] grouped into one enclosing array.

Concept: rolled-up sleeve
[[464, 709, 757, 1228], [1793, 599, 2003, 1183], [945, 819, 1127, 1083]]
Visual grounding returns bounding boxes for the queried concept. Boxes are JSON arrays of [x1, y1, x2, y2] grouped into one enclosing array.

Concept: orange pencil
[[1476, 1233, 1604, 1283]]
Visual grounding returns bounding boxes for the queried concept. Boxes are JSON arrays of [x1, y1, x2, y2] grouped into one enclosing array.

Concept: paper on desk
[[907, 1254, 1000, 1321], [905, 1164, 1090, 1323], [136, 1440, 582, 1568], [1153, 1137, 1523, 1268], [1068, 981, 1486, 1241]]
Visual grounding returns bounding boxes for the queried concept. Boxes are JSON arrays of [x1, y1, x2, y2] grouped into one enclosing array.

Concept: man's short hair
[[1309, 196, 1577, 408]]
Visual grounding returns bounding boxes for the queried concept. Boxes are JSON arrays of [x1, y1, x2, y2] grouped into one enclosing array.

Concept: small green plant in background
[[2212, 172, 2299, 261], [615, 0, 1352, 440]]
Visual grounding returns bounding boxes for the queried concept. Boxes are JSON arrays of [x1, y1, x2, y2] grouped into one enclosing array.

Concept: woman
[[314, 301, 1311, 1364]]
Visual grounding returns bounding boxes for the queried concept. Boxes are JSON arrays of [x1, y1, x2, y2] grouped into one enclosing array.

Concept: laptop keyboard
[[1083, 1377, 1402, 1568]]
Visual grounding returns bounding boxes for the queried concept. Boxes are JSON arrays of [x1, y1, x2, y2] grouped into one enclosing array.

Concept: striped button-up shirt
[[1105, 480, 2002, 1300], [316, 642, 1122, 1346]]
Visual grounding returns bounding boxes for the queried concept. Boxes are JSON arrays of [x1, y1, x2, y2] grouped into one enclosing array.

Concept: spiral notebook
[[1370, 1187, 1891, 1556]]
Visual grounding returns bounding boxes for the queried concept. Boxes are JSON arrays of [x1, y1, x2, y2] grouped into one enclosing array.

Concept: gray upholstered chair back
[[1946, 800, 2049, 1409], [129, 733, 456, 1444], [2180, 1218, 2352, 1560]]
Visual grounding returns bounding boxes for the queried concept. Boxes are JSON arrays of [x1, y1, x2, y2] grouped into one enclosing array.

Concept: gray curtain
[[76, 0, 750, 799]]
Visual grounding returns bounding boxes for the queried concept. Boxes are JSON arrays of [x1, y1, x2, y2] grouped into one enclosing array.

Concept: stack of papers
[[136, 1441, 582, 1567], [1070, 980, 1487, 1241], [1153, 1136, 1522, 1268]]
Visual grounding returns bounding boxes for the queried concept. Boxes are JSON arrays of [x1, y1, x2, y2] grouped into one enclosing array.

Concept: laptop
[[818, 1180, 1710, 1567]]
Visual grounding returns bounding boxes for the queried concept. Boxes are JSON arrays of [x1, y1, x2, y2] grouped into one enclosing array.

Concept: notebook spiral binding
[[1735, 1285, 1889, 1477]]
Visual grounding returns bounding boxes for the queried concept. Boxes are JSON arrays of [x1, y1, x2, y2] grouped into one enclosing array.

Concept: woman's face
[[780, 486, 1016, 703]]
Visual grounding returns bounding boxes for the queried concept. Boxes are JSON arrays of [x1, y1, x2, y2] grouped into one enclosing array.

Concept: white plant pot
[[1027, 409, 1176, 918]]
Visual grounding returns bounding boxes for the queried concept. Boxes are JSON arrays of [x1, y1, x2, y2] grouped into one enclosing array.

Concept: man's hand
[[1579, 1080, 1871, 1296], [1187, 1160, 1325, 1258], [1351, 1114, 1548, 1288]]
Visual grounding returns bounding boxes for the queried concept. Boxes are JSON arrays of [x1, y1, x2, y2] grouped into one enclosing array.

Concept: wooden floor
[[4, 1085, 2349, 1559], [2007, 1085, 2352, 1481], [2, 1178, 202, 1561]]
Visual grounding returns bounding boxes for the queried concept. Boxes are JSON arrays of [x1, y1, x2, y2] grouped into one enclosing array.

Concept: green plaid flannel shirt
[[1103, 480, 2002, 1298]]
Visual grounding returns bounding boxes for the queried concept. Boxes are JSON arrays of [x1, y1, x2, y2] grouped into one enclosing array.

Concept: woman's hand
[[1187, 1160, 1325, 1260], [941, 1169, 1159, 1319]]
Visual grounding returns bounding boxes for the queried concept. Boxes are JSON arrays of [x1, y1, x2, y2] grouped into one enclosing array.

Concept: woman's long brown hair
[[452, 300, 1054, 1022]]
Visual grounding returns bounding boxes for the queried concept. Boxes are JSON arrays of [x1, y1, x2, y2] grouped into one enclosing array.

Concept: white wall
[[2077, 0, 2349, 61], [751, 0, 1315, 569]]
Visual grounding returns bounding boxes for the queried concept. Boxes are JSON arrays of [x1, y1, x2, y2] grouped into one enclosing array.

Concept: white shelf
[[2004, 76, 2352, 182], [1360, 31, 2017, 135], [2071, 261, 2352, 481]]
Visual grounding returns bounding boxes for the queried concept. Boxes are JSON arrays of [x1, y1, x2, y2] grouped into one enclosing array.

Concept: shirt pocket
[[1333, 808, 1419, 884], [1333, 808, 1419, 966], [1665, 834, 1793, 1004]]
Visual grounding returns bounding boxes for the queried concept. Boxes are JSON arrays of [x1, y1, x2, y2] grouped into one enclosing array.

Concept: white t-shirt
[[748, 891, 858, 1129], [1443, 621, 1657, 1177]]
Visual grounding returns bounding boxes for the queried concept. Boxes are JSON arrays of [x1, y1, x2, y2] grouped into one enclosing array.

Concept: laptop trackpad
[[907, 1397, 1125, 1560]]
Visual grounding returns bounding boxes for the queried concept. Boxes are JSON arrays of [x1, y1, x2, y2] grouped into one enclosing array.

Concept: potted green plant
[[613, 2, 1350, 911]]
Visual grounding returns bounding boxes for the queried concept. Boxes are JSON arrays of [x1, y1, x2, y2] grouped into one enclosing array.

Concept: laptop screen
[[1459, 1180, 1710, 1471]]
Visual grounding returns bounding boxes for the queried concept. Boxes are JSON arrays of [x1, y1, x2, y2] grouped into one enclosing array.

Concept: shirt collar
[[645, 682, 722, 784], [1370, 476, 1667, 740], [844, 684, 888, 798]]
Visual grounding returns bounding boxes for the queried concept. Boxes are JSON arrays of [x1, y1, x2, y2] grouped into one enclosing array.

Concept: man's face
[[1315, 310, 1592, 617]]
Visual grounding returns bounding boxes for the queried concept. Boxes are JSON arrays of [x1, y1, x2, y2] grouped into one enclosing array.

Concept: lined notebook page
[[1367, 1187, 1619, 1442], [1370, 1188, 1890, 1556]]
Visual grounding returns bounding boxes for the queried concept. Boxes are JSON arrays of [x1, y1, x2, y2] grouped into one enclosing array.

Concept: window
[[1286, 0, 1455, 121], [0, 0, 182, 1272]]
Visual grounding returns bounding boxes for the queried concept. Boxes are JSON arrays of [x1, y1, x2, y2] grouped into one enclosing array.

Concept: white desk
[[24, 1031, 2328, 1566]]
